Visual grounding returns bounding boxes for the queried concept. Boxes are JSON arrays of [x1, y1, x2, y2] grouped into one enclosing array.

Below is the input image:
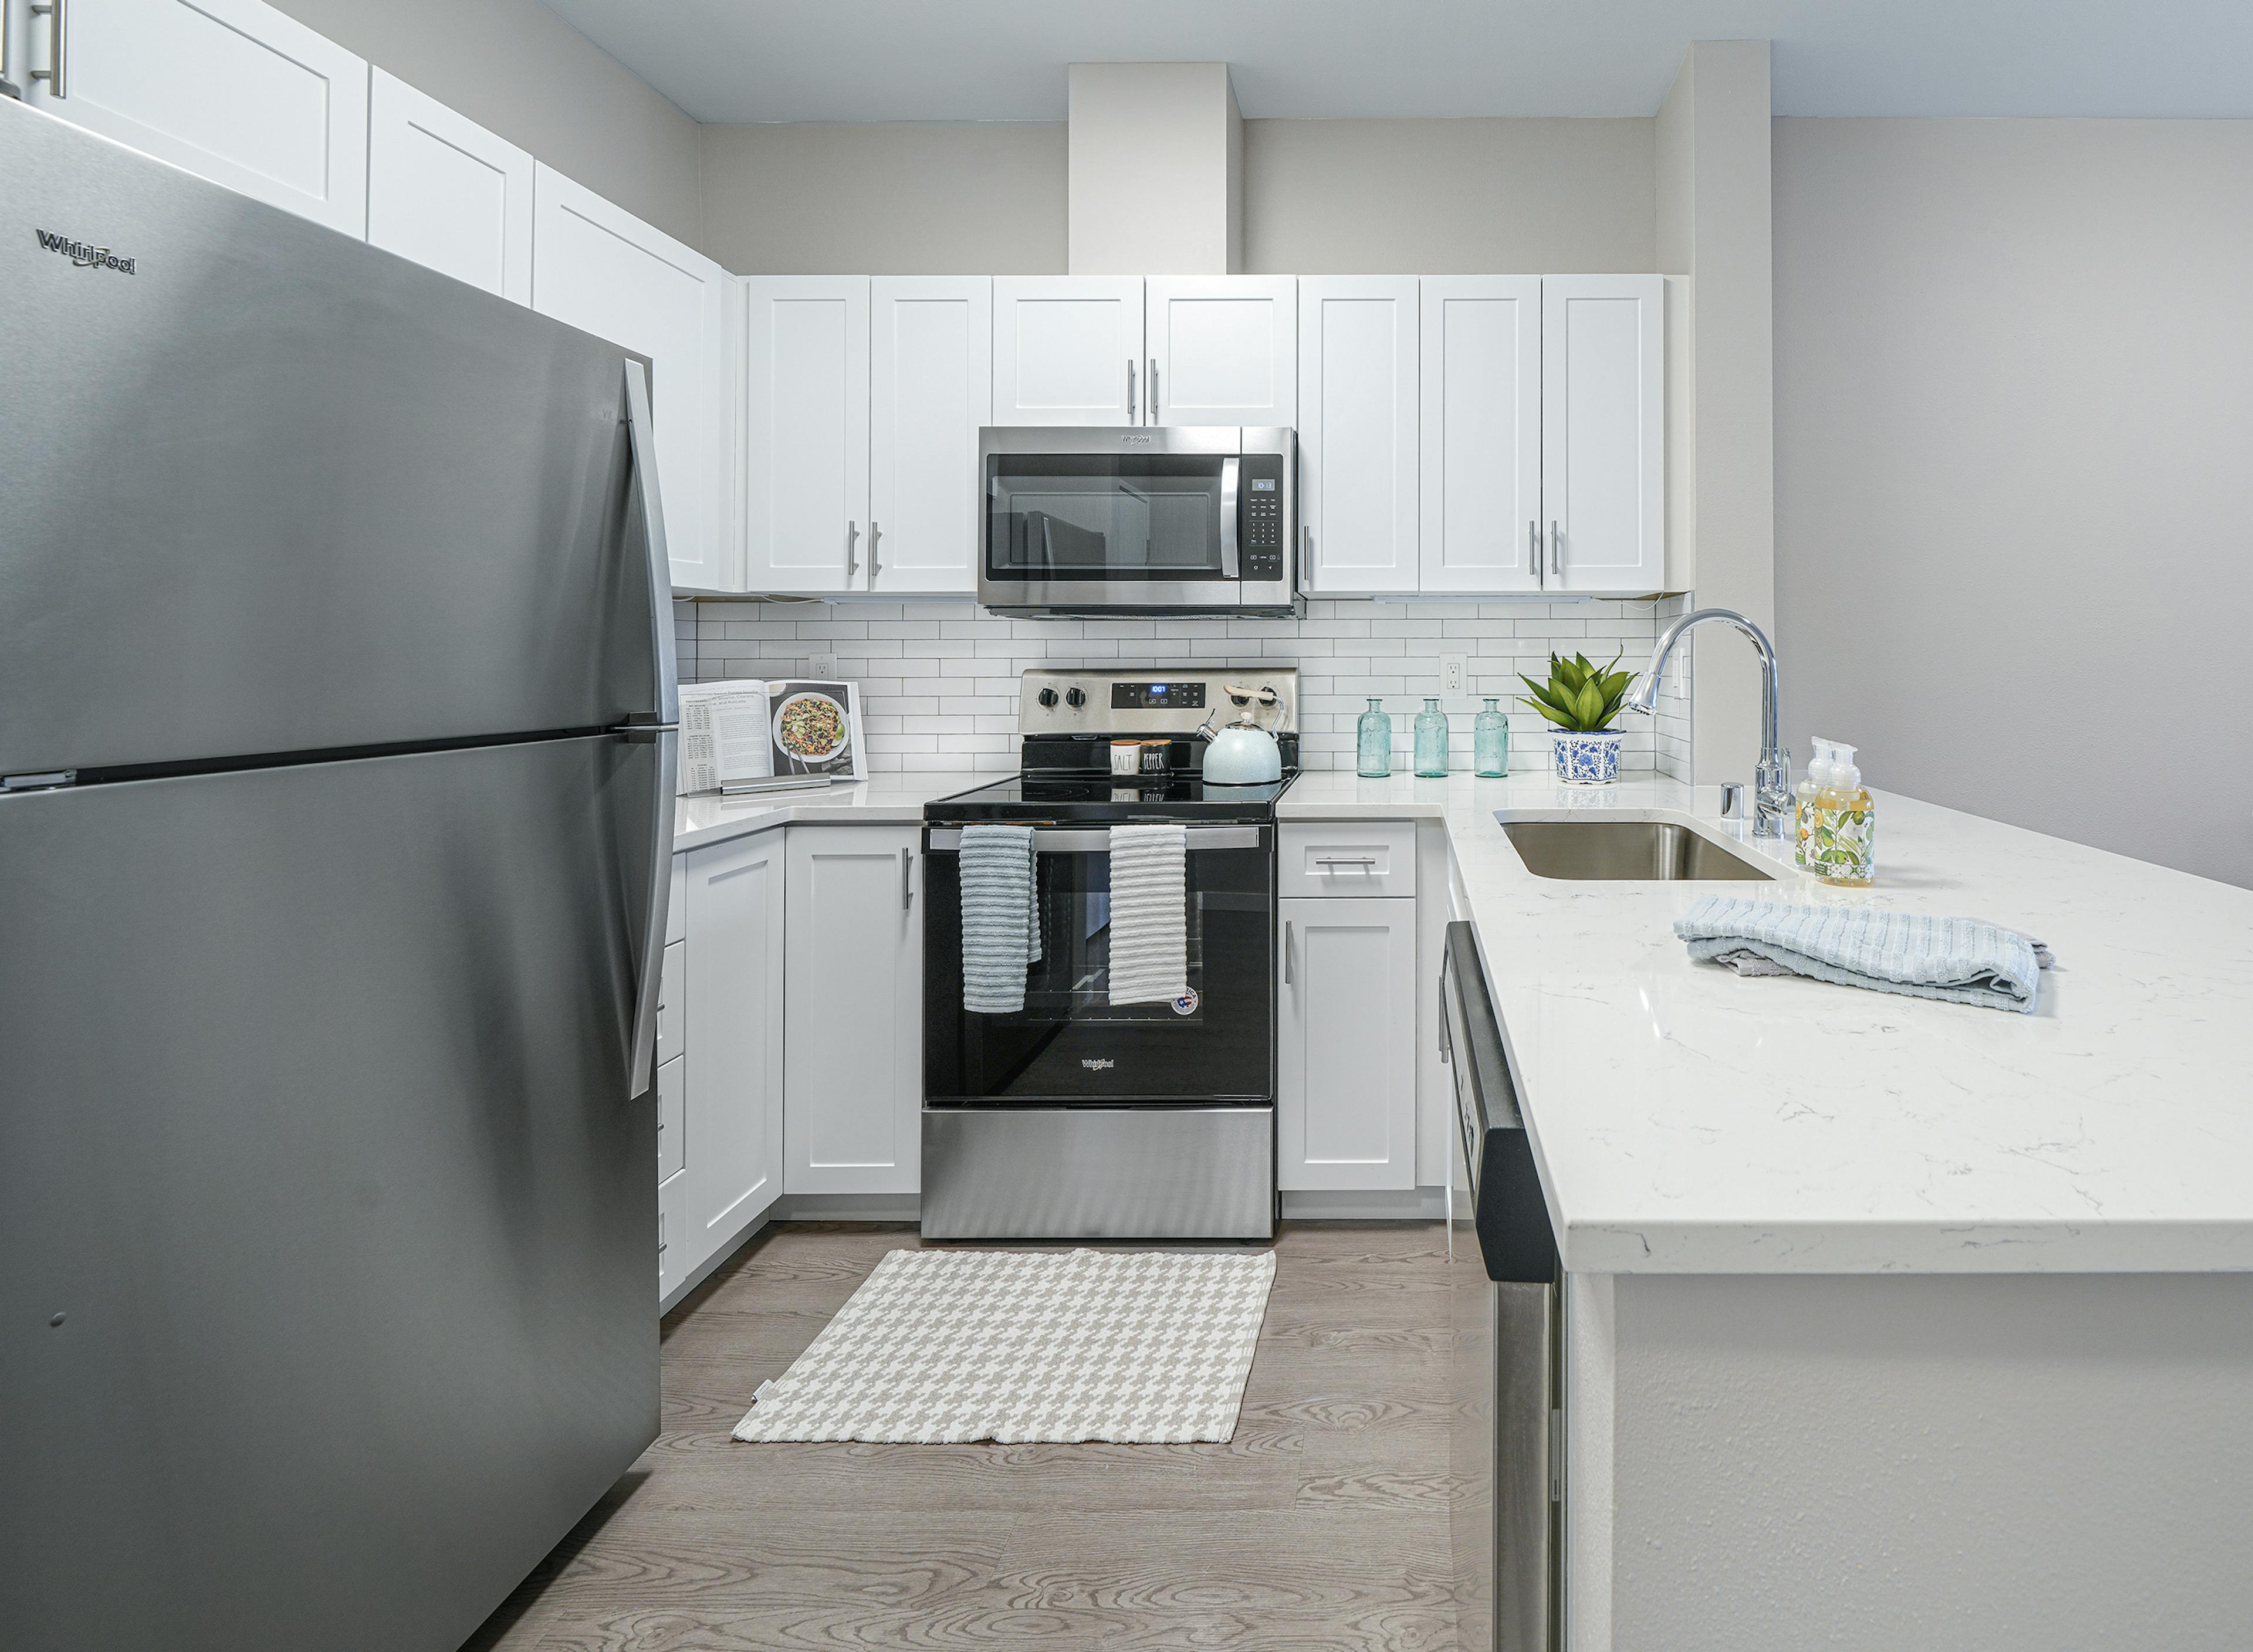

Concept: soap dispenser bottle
[[1793, 743, 1829, 868], [1806, 739, 1876, 887]]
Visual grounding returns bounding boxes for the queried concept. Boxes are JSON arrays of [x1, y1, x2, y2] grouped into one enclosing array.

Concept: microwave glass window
[[987, 455, 1226, 580]]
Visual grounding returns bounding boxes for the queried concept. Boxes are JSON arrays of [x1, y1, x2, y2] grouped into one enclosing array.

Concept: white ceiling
[[539, 0, 2253, 125]]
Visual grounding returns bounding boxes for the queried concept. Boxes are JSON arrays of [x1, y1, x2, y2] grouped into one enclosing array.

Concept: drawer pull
[[1314, 855, 1378, 868]]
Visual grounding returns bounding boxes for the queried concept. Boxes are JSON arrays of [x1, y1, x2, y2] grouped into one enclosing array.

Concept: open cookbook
[[677, 679, 865, 794]]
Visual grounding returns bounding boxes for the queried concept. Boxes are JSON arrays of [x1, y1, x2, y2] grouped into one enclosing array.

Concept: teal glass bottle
[[1474, 697, 1510, 777], [1413, 697, 1449, 777], [1355, 697, 1391, 777]]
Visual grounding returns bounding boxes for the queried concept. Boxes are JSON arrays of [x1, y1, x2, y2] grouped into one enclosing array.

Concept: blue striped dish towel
[[1107, 824, 1189, 1005], [1674, 896, 2051, 1013], [960, 825, 1041, 1014]]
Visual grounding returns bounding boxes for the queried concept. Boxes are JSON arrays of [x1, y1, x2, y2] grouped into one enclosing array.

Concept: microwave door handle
[[1219, 456, 1241, 578]]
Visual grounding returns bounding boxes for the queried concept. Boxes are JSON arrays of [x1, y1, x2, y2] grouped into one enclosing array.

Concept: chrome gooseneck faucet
[[1621, 608, 1791, 838]]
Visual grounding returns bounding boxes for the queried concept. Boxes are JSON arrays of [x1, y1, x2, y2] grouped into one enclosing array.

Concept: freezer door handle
[[622, 361, 680, 727], [624, 727, 678, 1098]]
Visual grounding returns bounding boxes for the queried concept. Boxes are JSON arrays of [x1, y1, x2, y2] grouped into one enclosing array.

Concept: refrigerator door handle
[[621, 361, 680, 727], [624, 726, 678, 1098]]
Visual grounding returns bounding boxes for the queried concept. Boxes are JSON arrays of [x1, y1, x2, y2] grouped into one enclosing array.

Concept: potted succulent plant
[[1518, 651, 1632, 785]]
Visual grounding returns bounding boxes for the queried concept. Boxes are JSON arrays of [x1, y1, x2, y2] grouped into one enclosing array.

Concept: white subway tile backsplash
[[676, 594, 1697, 777]]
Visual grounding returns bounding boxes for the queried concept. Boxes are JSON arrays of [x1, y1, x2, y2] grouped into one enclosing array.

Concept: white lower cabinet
[[1278, 896, 1419, 1191], [782, 825, 922, 1196], [679, 831, 785, 1287]]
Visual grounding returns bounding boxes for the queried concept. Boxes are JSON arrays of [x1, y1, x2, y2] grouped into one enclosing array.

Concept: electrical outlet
[[1439, 652, 1469, 698], [810, 651, 839, 681]]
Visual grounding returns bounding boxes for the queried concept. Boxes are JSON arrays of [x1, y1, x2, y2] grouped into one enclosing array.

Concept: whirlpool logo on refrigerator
[[1080, 1058, 1116, 1071], [35, 230, 136, 274]]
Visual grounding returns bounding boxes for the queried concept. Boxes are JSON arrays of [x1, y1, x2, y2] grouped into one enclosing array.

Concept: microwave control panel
[[1240, 455, 1287, 582]]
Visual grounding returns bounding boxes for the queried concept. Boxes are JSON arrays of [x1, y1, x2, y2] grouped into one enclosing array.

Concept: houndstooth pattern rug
[[732, 1247, 1277, 1444]]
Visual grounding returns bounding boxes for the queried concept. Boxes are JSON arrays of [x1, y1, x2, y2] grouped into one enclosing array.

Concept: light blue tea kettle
[[1197, 683, 1284, 785]]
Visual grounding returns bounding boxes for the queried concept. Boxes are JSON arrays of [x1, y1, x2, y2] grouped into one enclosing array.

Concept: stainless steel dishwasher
[[1444, 922, 1562, 1652]]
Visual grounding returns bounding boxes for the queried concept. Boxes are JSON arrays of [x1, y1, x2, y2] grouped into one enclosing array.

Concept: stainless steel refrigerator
[[0, 100, 679, 1651]]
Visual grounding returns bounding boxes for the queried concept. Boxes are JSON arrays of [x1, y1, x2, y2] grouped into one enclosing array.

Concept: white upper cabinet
[[869, 277, 992, 594], [741, 277, 871, 595], [1542, 276, 1665, 595], [1420, 276, 1543, 595], [992, 277, 1145, 425], [782, 826, 922, 1197], [532, 165, 733, 593], [1146, 276, 1297, 427], [365, 70, 532, 304], [1298, 278, 1419, 594], [27, 0, 368, 236]]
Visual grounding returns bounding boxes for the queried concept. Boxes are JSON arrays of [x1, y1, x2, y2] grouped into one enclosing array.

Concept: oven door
[[923, 825, 1274, 1105]]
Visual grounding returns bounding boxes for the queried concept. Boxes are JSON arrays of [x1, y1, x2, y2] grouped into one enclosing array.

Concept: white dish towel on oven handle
[[1107, 824, 1188, 1005]]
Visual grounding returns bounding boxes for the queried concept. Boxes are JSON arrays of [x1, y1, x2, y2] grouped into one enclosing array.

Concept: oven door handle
[[924, 825, 1266, 854]]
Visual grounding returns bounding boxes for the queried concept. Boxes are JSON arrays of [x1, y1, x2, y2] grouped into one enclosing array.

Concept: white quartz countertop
[[672, 773, 983, 853], [676, 765, 2253, 1275], [1298, 771, 2253, 1276]]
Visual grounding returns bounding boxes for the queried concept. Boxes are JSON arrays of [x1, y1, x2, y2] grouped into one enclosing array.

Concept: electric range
[[918, 669, 1298, 1240]]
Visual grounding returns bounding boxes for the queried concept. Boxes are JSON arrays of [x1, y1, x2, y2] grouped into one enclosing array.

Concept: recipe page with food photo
[[766, 680, 864, 781]]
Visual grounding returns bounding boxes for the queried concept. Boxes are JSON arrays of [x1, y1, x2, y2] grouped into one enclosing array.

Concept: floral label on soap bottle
[[1805, 804, 1876, 885]]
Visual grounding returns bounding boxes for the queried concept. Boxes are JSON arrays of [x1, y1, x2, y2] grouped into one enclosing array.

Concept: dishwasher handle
[[1442, 922, 1558, 1287]]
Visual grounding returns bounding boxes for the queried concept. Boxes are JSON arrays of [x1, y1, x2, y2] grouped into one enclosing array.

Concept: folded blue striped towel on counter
[[960, 824, 1042, 1014], [1674, 896, 2053, 1014]]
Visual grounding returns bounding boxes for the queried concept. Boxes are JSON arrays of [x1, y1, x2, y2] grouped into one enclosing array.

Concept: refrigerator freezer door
[[0, 734, 665, 1652], [0, 99, 668, 776]]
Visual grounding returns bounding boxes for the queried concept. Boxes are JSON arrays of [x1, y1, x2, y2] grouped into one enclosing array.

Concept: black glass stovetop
[[926, 771, 1297, 824]]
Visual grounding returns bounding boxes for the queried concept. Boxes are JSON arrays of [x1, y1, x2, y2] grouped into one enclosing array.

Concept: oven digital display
[[1110, 681, 1207, 710], [1250, 478, 1277, 492]]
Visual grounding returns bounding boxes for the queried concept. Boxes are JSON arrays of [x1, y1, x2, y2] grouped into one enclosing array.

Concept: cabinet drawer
[[1279, 822, 1418, 898], [655, 939, 685, 1066], [656, 1051, 685, 1183]]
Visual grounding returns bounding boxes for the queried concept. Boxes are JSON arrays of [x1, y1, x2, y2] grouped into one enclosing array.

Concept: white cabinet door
[[1278, 898, 1418, 1191], [681, 831, 786, 1279], [532, 165, 733, 593], [1297, 277, 1419, 594], [993, 277, 1144, 425], [1542, 276, 1665, 595], [27, 0, 368, 235], [1419, 276, 1542, 595], [365, 70, 532, 304], [1146, 276, 1297, 428], [782, 826, 921, 1196], [870, 277, 992, 594], [741, 277, 871, 594]]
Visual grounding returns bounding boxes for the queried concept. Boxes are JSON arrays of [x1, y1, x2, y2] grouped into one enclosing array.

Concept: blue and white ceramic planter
[[1551, 729, 1623, 786]]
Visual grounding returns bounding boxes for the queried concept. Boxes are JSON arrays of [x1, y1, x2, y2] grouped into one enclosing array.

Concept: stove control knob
[[1037, 688, 1058, 707], [1065, 687, 1087, 709]]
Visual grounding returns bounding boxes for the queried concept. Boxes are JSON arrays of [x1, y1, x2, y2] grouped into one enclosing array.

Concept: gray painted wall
[[1241, 118, 1654, 273], [699, 124, 1066, 274], [1774, 118, 2253, 887], [696, 117, 1656, 276], [268, 0, 704, 246]]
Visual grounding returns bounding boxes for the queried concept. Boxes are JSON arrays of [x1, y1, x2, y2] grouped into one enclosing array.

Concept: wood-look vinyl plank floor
[[464, 1221, 1461, 1651]]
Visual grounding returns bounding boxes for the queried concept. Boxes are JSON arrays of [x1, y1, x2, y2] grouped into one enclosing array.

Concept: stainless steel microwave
[[977, 426, 1300, 617]]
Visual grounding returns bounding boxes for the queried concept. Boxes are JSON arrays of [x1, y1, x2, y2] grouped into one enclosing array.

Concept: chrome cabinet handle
[[1283, 920, 1294, 987], [29, 0, 64, 96], [2, 0, 17, 97], [1550, 520, 1562, 576], [1149, 357, 1159, 424], [1529, 520, 1541, 586], [899, 846, 914, 910], [867, 518, 880, 584], [844, 520, 859, 578], [1314, 855, 1377, 869], [1126, 359, 1136, 424]]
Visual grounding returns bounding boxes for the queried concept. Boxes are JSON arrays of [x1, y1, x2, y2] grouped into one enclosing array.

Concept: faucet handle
[[1720, 781, 1747, 821]]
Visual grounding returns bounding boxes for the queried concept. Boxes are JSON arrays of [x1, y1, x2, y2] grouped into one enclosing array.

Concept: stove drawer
[[1279, 822, 1416, 898]]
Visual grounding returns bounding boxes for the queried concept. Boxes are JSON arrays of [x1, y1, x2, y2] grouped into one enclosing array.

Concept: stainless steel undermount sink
[[1500, 820, 1774, 882]]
